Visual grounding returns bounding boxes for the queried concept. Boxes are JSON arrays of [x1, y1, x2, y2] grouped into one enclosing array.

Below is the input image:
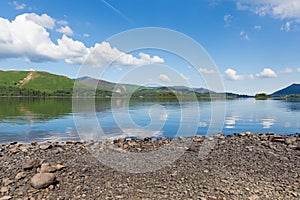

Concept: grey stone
[[15, 172, 26, 180], [30, 173, 56, 189], [39, 143, 52, 150], [23, 159, 39, 170]]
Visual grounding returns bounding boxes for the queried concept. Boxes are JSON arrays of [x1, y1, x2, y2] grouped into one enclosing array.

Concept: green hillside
[[20, 71, 75, 92], [0, 70, 93, 96], [0, 70, 29, 87]]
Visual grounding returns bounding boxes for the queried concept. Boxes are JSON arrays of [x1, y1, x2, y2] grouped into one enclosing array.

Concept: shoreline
[[0, 133, 299, 199]]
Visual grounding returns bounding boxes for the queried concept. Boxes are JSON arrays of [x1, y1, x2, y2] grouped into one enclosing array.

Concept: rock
[[53, 147, 64, 154], [15, 172, 26, 180], [285, 137, 297, 145], [9, 147, 18, 154], [30, 173, 56, 189], [193, 136, 203, 142], [288, 145, 300, 150], [271, 135, 286, 143], [245, 131, 252, 136], [248, 194, 259, 200], [2, 178, 13, 186], [187, 144, 197, 152], [40, 163, 56, 173], [203, 170, 209, 173], [55, 164, 66, 171], [265, 132, 275, 135], [19, 144, 29, 152], [0, 196, 12, 200], [291, 192, 298, 197], [23, 159, 39, 170], [0, 186, 8, 193], [39, 143, 52, 150]]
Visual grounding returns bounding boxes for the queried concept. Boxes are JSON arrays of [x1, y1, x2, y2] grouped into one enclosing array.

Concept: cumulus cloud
[[25, 13, 55, 29], [236, 0, 300, 21], [198, 67, 217, 74], [9, 1, 26, 10], [224, 14, 233, 27], [256, 68, 277, 78], [225, 68, 244, 80], [240, 31, 250, 40], [83, 33, 90, 38], [56, 26, 73, 36], [0, 13, 164, 67], [159, 74, 171, 82]]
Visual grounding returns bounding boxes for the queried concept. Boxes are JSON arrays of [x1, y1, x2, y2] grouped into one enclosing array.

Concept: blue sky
[[0, 0, 299, 95]]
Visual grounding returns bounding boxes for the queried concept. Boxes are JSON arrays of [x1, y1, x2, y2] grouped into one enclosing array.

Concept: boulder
[[30, 173, 56, 189]]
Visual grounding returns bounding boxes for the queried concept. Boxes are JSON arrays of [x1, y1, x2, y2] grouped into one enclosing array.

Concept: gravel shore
[[0, 133, 299, 199]]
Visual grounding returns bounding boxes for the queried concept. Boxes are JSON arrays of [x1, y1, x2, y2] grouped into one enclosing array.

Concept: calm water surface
[[0, 97, 299, 143]]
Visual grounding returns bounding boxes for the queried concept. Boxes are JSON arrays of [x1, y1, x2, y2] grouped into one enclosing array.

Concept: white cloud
[[254, 25, 262, 30], [280, 68, 293, 73], [0, 13, 164, 67], [280, 21, 292, 32], [179, 73, 189, 80], [240, 31, 250, 40], [224, 14, 233, 27], [57, 20, 68, 25], [159, 74, 171, 82], [139, 52, 164, 63], [77, 44, 164, 67], [56, 26, 73, 36], [236, 1, 300, 21], [25, 13, 55, 29], [83, 33, 90, 38], [225, 68, 244, 80], [198, 67, 217, 74], [256, 68, 277, 78], [297, 68, 300, 72], [10, 1, 26, 10]]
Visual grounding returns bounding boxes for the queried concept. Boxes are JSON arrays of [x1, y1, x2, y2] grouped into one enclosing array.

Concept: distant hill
[[76, 76, 140, 93], [76, 76, 249, 99], [0, 70, 89, 96], [169, 86, 214, 94], [0, 70, 248, 98], [76, 76, 215, 94], [271, 84, 300, 96]]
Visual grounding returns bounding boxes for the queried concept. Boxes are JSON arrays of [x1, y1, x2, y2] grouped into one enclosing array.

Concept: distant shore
[[0, 133, 299, 199]]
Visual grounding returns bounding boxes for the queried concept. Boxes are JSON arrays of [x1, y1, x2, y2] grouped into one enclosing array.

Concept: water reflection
[[285, 101, 300, 111], [0, 98, 299, 143], [261, 118, 276, 129], [0, 97, 72, 122]]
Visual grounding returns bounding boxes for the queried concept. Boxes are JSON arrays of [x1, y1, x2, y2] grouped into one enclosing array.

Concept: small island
[[254, 93, 270, 100]]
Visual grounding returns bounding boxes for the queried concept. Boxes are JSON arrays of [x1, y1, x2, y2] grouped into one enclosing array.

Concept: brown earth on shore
[[0, 133, 299, 199]]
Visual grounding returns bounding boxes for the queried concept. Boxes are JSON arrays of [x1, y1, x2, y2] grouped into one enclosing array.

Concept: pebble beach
[[0, 133, 299, 199]]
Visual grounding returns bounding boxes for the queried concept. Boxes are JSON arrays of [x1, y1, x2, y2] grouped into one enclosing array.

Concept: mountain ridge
[[271, 83, 300, 96]]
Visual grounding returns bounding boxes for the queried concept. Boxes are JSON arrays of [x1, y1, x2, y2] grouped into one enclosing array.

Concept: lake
[[0, 97, 299, 143]]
